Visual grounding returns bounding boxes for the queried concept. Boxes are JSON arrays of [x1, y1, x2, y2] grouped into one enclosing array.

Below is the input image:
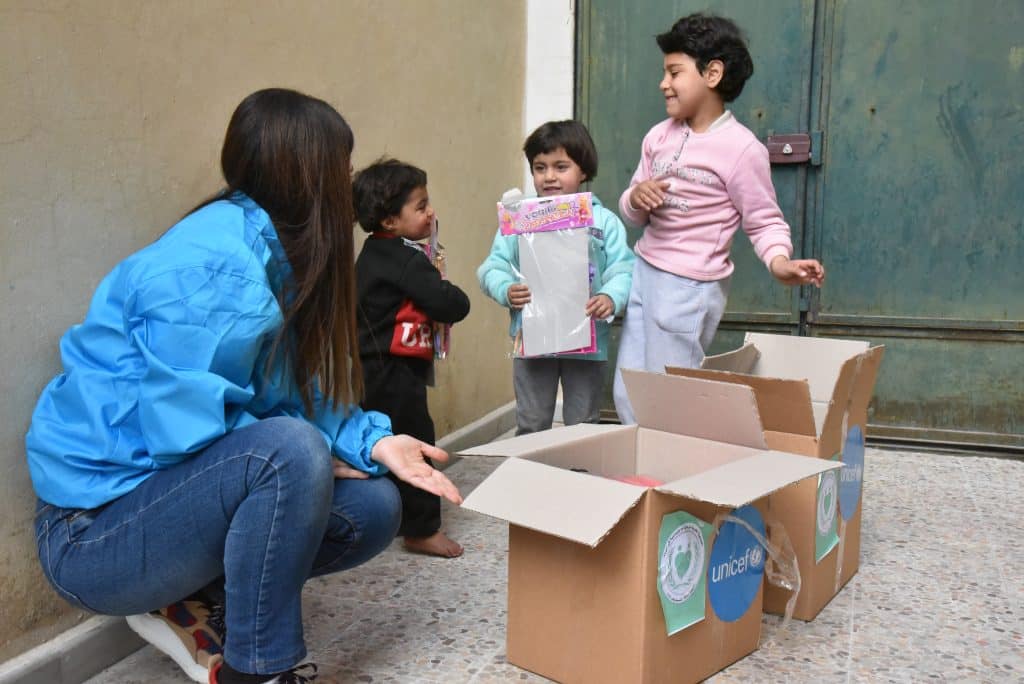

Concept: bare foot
[[403, 531, 464, 558]]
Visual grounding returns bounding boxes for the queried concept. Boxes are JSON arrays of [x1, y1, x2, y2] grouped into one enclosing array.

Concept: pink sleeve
[[726, 141, 793, 269], [618, 135, 653, 228]]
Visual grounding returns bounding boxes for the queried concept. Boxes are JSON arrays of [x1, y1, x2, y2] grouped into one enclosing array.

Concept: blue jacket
[[476, 195, 634, 361], [26, 193, 392, 509]]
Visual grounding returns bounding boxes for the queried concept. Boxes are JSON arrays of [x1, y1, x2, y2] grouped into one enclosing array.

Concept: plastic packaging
[[711, 510, 801, 646], [497, 190, 597, 358], [427, 215, 451, 360]]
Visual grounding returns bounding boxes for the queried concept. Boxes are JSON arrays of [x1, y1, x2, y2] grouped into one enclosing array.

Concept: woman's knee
[[257, 417, 332, 475]]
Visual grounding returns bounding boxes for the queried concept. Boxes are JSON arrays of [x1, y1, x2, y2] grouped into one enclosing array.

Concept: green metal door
[[578, 0, 1024, 449]]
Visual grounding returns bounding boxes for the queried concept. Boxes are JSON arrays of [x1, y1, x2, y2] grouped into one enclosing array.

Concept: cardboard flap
[[812, 400, 831, 435], [701, 342, 760, 373], [849, 346, 886, 411], [743, 333, 870, 401], [819, 345, 887, 444], [461, 458, 646, 547], [621, 369, 767, 449], [657, 450, 840, 508], [818, 352, 868, 446], [666, 366, 817, 436], [458, 423, 633, 457]]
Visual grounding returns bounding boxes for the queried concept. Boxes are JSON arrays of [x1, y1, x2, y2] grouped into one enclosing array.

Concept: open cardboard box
[[667, 332, 885, 621], [460, 369, 839, 684]]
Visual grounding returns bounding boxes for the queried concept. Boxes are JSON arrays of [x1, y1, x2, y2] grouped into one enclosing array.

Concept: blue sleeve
[[128, 266, 394, 475], [126, 266, 281, 465], [310, 399, 392, 476], [476, 229, 519, 306], [596, 210, 636, 315]]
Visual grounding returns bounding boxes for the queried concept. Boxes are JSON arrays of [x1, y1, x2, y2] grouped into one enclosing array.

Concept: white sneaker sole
[[125, 613, 209, 683]]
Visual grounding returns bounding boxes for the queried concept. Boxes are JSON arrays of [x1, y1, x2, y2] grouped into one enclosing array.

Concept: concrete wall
[[0, 0, 524, 660]]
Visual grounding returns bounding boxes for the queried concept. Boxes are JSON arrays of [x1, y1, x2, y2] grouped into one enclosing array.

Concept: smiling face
[[660, 52, 723, 126], [530, 147, 588, 197], [382, 185, 434, 240]]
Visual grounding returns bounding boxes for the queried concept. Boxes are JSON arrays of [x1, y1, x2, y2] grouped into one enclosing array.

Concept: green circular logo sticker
[[659, 522, 705, 603], [817, 470, 838, 535]]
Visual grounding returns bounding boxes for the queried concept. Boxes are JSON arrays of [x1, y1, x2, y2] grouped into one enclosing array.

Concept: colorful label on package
[[656, 511, 713, 635], [839, 425, 865, 521], [707, 505, 766, 622], [498, 192, 595, 235], [815, 465, 839, 563]]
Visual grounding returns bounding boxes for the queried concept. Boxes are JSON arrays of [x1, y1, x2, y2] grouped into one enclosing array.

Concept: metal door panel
[[580, 0, 1023, 447], [578, 0, 815, 324]]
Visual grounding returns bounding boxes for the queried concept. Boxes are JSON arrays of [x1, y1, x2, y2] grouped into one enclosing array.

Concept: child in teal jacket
[[478, 120, 634, 434]]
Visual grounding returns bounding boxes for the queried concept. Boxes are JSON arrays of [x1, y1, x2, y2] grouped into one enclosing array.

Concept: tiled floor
[[87, 448, 1023, 683]]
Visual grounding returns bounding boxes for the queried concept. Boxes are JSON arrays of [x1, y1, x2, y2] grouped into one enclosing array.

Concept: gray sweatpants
[[613, 257, 730, 424], [513, 357, 607, 435]]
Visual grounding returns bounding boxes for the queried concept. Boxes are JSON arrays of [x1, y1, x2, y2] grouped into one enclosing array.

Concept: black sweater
[[356, 234, 470, 362]]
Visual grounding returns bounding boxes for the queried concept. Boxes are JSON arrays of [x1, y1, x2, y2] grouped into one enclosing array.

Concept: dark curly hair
[[352, 158, 427, 233], [656, 13, 754, 103]]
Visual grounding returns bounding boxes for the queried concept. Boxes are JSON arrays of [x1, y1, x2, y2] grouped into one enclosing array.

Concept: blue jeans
[[34, 417, 401, 675]]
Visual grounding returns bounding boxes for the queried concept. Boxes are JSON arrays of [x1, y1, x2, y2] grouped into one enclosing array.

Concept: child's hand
[[371, 435, 462, 505], [770, 256, 826, 287], [629, 176, 671, 212], [585, 294, 614, 319], [507, 283, 532, 310]]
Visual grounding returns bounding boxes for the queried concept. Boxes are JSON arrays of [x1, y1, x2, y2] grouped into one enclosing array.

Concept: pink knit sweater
[[619, 115, 792, 281]]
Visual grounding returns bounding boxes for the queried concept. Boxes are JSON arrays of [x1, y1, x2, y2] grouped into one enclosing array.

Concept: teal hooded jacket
[[26, 193, 392, 509], [476, 194, 634, 361]]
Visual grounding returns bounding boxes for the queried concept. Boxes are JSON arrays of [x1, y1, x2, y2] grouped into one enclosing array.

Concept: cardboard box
[[460, 370, 839, 684], [666, 332, 885, 621]]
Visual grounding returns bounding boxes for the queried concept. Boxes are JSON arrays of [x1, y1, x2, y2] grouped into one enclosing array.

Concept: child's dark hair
[[656, 13, 754, 103], [523, 120, 598, 181], [352, 158, 428, 233]]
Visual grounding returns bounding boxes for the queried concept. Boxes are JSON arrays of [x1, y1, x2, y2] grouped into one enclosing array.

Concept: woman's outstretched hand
[[371, 435, 463, 505]]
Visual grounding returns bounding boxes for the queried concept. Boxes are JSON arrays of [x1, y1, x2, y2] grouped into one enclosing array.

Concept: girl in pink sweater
[[613, 13, 825, 424]]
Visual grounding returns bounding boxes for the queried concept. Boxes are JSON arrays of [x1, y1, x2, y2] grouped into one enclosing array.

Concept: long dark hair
[[219, 88, 361, 414]]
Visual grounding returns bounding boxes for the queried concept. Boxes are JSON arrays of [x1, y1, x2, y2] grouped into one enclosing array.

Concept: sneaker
[[126, 599, 225, 683], [209, 660, 319, 683]]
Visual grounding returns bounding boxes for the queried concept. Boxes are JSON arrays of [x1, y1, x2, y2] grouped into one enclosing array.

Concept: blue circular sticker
[[707, 505, 765, 622], [839, 425, 865, 521]]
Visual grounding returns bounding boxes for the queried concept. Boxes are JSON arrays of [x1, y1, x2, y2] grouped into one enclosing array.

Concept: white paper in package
[[517, 228, 592, 356]]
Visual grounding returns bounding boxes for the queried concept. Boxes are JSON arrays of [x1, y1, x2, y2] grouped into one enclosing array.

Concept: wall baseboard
[[0, 616, 144, 684]]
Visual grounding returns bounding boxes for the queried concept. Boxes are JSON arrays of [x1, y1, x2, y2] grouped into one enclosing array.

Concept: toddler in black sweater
[[353, 158, 470, 557]]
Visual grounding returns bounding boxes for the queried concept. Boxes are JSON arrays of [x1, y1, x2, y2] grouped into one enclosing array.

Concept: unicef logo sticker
[[817, 470, 838, 535], [659, 522, 706, 603], [707, 505, 766, 622], [839, 425, 865, 521]]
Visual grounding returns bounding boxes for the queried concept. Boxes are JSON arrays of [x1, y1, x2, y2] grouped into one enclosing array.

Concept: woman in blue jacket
[[25, 89, 461, 684]]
